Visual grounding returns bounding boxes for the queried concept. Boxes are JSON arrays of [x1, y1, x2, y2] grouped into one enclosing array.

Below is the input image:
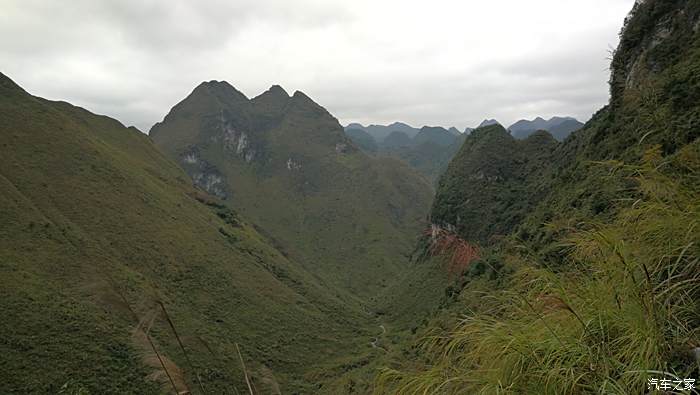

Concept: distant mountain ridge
[[413, 126, 458, 147], [508, 116, 584, 141], [447, 127, 461, 136], [343, 116, 577, 182], [346, 122, 422, 142], [344, 123, 466, 182]]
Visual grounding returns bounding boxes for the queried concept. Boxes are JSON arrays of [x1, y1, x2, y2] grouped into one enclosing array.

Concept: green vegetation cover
[[377, 1, 700, 392], [2, 0, 700, 393], [0, 73, 383, 393]]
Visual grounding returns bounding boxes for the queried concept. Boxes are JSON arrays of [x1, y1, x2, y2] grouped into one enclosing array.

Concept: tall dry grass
[[377, 145, 700, 394]]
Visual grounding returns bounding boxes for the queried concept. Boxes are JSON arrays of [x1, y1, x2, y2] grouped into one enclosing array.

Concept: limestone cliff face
[[179, 147, 228, 198], [610, 0, 700, 105]]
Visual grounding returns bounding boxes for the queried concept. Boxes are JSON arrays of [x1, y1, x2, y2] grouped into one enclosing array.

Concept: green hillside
[[150, 83, 433, 300], [431, 126, 558, 243], [377, 1, 700, 392], [0, 73, 382, 394]]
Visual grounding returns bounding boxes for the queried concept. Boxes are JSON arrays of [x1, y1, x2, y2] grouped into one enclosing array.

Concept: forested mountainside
[[150, 83, 433, 299], [378, 0, 700, 392], [0, 73, 388, 394], [431, 126, 557, 243]]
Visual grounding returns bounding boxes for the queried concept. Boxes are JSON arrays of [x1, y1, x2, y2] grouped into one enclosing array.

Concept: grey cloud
[[317, 29, 621, 129], [0, 0, 636, 132]]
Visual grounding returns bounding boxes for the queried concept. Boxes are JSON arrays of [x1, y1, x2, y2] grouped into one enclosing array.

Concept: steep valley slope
[[150, 83, 434, 301], [377, 0, 700, 392], [0, 73, 422, 394]]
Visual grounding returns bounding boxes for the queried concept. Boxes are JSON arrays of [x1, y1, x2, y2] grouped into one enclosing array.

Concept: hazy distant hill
[[344, 123, 467, 182], [547, 118, 586, 140], [508, 116, 584, 140], [382, 130, 413, 149], [345, 127, 378, 152], [346, 121, 420, 141], [413, 126, 457, 147]]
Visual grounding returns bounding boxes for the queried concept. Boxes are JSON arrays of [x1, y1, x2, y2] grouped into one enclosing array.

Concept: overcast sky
[[1, 0, 635, 132]]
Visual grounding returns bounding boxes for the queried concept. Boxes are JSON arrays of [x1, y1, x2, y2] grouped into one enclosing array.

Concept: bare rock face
[[286, 157, 302, 170], [212, 114, 256, 163], [180, 147, 228, 198], [611, 1, 700, 105], [192, 170, 226, 199]]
